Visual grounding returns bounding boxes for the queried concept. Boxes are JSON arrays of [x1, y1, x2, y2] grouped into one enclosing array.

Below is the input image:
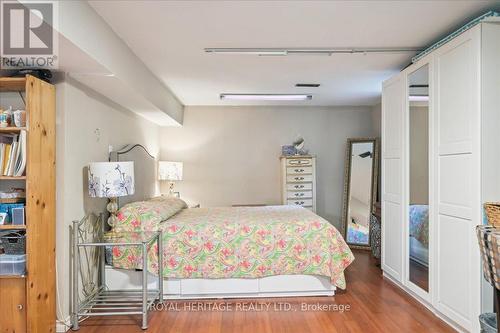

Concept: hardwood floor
[[72, 251, 454, 332]]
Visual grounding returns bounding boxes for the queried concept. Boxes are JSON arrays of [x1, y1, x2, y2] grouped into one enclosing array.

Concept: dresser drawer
[[287, 191, 313, 199], [287, 199, 313, 207], [286, 174, 313, 183], [286, 166, 312, 175], [286, 183, 313, 191], [286, 158, 312, 167]]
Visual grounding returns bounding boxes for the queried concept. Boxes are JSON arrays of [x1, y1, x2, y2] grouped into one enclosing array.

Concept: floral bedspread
[[112, 205, 354, 289], [409, 204, 429, 247]]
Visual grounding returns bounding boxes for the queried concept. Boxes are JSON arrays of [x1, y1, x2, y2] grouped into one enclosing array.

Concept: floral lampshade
[[88, 161, 135, 198], [158, 161, 183, 181]]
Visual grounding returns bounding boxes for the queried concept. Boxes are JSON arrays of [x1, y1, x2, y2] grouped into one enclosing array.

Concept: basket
[[0, 231, 26, 254], [484, 202, 500, 228]]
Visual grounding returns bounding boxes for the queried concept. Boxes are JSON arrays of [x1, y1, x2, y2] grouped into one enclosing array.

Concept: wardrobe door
[[433, 26, 481, 331], [381, 74, 405, 282], [406, 64, 431, 299]]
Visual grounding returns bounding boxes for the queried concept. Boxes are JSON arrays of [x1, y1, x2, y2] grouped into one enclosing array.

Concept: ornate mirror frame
[[341, 137, 380, 250]]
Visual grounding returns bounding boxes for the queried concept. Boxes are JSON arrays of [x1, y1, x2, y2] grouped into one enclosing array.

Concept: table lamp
[[158, 161, 183, 196], [88, 161, 135, 238]]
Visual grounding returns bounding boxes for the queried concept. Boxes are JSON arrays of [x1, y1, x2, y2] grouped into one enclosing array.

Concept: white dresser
[[280, 155, 317, 212]]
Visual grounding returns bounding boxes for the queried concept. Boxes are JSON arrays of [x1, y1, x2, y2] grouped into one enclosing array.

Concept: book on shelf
[[0, 130, 26, 177]]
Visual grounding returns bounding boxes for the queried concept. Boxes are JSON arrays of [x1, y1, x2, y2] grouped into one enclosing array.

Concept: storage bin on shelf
[[0, 253, 26, 275], [0, 231, 25, 254]]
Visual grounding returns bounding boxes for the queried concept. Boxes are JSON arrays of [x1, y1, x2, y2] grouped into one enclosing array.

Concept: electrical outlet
[[94, 128, 101, 142]]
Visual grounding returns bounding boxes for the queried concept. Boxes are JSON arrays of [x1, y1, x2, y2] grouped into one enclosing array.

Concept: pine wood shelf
[[0, 275, 26, 279], [0, 75, 55, 332], [0, 127, 27, 133], [0, 225, 26, 230], [0, 198, 25, 204], [0, 176, 26, 180], [0, 77, 26, 92]]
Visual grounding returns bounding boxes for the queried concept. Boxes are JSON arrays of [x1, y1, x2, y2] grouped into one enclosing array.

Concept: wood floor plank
[[72, 251, 455, 332]]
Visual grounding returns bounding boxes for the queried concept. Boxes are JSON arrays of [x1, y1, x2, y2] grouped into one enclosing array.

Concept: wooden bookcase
[[0, 75, 55, 332]]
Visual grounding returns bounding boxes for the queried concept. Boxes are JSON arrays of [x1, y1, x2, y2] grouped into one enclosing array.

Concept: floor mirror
[[341, 138, 379, 250]]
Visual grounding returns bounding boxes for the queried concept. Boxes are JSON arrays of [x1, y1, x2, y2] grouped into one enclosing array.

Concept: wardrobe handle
[[17, 304, 23, 310]]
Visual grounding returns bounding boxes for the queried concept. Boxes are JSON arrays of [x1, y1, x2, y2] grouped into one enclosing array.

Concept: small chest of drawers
[[280, 156, 316, 212]]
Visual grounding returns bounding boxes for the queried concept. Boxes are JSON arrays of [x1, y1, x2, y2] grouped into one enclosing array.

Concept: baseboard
[[56, 316, 71, 333]]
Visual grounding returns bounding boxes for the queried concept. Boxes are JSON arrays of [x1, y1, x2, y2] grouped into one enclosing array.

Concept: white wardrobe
[[381, 19, 500, 332]]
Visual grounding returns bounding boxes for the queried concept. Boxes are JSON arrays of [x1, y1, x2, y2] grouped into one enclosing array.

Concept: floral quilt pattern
[[409, 204, 429, 247], [112, 205, 355, 289]]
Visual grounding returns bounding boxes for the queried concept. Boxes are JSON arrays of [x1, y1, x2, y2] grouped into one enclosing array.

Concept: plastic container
[[0, 254, 26, 275], [479, 313, 497, 333]]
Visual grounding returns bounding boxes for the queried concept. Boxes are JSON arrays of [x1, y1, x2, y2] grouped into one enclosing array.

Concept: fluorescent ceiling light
[[220, 94, 312, 101], [205, 47, 422, 56], [206, 49, 288, 56], [409, 95, 429, 102]]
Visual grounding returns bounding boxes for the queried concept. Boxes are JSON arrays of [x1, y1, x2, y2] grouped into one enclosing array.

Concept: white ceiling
[[89, 0, 498, 106]]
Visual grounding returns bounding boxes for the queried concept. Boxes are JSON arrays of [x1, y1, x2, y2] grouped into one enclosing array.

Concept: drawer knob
[[294, 169, 304, 172], [17, 304, 23, 310], [295, 185, 304, 189], [294, 193, 304, 197], [295, 177, 304, 180], [295, 201, 305, 205]]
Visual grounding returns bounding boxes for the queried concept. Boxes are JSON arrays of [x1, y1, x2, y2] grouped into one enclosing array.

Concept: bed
[[409, 205, 429, 266], [104, 144, 354, 299]]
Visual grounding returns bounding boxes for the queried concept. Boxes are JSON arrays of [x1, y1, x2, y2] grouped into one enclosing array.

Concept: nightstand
[[71, 227, 163, 330]]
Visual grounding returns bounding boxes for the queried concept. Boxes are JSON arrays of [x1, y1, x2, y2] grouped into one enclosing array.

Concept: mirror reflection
[[408, 65, 429, 292], [342, 139, 378, 248]]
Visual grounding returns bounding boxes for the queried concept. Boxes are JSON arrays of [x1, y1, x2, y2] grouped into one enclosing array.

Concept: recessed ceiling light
[[220, 94, 312, 101], [295, 83, 320, 88], [409, 95, 429, 102]]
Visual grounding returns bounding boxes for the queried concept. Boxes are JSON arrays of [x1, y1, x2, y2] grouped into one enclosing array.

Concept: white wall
[[371, 103, 381, 137], [55, 76, 160, 327], [160, 105, 375, 228]]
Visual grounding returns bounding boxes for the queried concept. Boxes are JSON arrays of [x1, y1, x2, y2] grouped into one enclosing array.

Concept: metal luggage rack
[[71, 215, 163, 330]]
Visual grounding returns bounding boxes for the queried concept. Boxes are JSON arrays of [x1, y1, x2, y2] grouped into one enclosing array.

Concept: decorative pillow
[[114, 196, 187, 232]]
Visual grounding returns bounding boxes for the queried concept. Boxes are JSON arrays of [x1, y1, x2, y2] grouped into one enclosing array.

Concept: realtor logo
[[1, 0, 58, 68]]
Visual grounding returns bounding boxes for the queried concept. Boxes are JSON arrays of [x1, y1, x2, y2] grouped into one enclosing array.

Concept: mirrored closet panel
[[407, 65, 429, 292]]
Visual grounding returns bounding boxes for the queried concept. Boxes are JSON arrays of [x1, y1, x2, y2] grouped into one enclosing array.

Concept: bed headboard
[[109, 144, 157, 208]]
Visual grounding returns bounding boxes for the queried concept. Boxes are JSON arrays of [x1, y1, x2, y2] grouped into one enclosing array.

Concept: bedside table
[[71, 228, 163, 330]]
